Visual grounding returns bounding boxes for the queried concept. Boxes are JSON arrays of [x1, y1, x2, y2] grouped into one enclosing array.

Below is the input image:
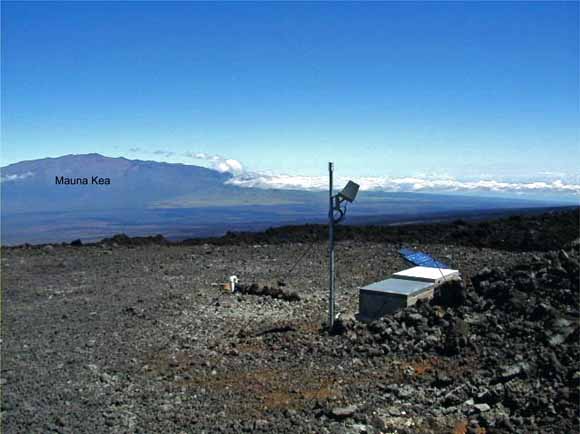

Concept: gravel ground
[[1, 212, 579, 433]]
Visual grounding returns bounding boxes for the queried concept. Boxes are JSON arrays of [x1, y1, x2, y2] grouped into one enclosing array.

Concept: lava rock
[[330, 405, 357, 419], [434, 278, 467, 308]]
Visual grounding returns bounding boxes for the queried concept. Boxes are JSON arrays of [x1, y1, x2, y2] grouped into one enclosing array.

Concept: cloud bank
[[227, 172, 580, 196], [130, 148, 580, 197]]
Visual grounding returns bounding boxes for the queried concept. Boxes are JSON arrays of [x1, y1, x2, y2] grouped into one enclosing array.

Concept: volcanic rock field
[[1, 210, 579, 434]]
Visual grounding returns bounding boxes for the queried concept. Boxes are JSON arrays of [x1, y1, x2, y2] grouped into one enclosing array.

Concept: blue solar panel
[[399, 248, 449, 269]]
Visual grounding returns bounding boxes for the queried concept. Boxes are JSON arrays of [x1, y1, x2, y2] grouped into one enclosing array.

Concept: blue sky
[[1, 1, 579, 197]]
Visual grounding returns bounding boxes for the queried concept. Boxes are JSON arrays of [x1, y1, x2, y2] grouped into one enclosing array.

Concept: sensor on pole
[[328, 162, 359, 331]]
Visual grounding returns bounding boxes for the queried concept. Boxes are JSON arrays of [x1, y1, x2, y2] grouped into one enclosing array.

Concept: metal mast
[[326, 163, 359, 332], [328, 162, 335, 330]]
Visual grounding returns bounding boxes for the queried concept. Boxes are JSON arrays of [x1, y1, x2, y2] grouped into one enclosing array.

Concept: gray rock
[[331, 405, 357, 419], [499, 362, 530, 381], [474, 403, 491, 412], [254, 419, 269, 429], [350, 424, 370, 433], [397, 385, 415, 399]]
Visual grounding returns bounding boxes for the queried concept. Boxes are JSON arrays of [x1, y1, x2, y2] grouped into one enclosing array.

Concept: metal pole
[[328, 162, 335, 331]]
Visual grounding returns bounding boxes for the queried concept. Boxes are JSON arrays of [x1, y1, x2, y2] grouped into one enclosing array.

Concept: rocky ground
[[1, 210, 579, 434]]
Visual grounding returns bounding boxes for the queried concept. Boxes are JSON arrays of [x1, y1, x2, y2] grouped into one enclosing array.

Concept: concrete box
[[358, 278, 434, 322]]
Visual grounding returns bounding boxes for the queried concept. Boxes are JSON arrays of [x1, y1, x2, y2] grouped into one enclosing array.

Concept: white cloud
[[0, 171, 34, 183], [183, 152, 244, 175], [126, 147, 245, 175]]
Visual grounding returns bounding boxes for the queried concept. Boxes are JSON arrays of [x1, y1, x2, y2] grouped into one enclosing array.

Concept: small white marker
[[229, 275, 239, 293]]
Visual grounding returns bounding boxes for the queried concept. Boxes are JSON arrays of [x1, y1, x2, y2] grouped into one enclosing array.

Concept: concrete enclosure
[[358, 267, 460, 321]]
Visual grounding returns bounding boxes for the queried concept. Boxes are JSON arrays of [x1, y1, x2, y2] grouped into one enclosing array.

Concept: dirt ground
[[2, 211, 579, 433]]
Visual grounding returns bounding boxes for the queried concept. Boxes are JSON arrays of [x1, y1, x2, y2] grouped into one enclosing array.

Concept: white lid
[[393, 266, 459, 282]]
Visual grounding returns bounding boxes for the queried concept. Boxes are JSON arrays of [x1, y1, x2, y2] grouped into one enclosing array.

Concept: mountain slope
[[1, 154, 313, 213]]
